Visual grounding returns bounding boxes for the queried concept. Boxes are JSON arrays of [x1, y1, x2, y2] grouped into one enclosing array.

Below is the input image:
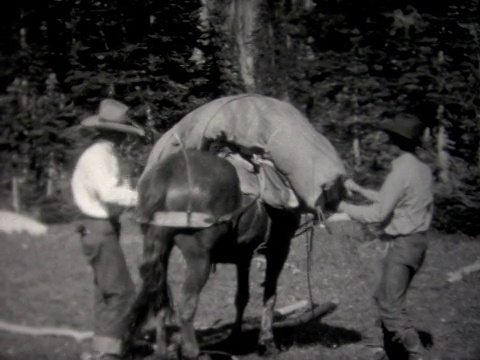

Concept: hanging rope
[[296, 205, 332, 320], [305, 224, 315, 320], [172, 132, 193, 225]]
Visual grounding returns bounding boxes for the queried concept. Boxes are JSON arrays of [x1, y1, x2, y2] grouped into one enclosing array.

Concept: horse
[[122, 149, 330, 359]]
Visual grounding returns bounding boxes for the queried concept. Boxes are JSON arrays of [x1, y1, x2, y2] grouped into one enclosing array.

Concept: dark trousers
[[374, 233, 428, 351], [79, 218, 135, 355]]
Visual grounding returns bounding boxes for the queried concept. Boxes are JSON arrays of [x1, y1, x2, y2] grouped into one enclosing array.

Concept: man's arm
[[88, 151, 138, 207], [339, 168, 405, 224], [344, 179, 380, 202]]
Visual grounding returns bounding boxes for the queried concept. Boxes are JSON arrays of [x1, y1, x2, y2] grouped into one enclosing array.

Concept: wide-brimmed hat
[[379, 113, 424, 143], [81, 99, 145, 136]]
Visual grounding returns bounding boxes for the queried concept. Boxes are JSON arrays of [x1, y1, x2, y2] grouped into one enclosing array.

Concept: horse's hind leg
[[175, 232, 213, 360], [258, 208, 300, 355], [129, 225, 175, 360]]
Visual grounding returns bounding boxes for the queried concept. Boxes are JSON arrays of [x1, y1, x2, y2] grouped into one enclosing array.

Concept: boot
[[401, 329, 426, 360], [99, 355, 121, 360], [362, 345, 388, 360]]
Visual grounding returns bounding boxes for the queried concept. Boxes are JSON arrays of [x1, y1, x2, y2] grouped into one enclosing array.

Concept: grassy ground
[[0, 217, 479, 360]]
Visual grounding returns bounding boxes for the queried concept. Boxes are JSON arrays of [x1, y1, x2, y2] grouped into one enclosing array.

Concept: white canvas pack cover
[[141, 94, 346, 212]]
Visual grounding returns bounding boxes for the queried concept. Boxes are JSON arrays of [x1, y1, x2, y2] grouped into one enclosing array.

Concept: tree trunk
[[46, 154, 55, 197], [353, 137, 361, 168], [292, 0, 315, 9], [228, 0, 260, 92], [436, 106, 450, 184], [200, 0, 210, 25], [12, 176, 21, 212], [478, 116, 480, 178], [46, 178, 54, 197], [423, 126, 431, 144], [20, 28, 27, 50]]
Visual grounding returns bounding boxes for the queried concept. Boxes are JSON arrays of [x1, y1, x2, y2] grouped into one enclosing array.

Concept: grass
[[0, 217, 479, 359]]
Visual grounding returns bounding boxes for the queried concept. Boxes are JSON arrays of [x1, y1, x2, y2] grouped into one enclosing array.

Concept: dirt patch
[[0, 220, 479, 359]]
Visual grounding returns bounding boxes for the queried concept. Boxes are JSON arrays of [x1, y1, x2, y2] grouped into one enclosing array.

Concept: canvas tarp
[[141, 94, 346, 212]]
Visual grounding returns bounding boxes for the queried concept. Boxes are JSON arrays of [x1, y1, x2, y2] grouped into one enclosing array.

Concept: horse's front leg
[[176, 236, 212, 360], [258, 246, 288, 356], [230, 259, 251, 339], [151, 306, 171, 360], [258, 210, 299, 356]]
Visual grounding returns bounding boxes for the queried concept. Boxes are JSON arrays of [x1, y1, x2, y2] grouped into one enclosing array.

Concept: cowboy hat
[[379, 113, 424, 143], [81, 99, 145, 136]]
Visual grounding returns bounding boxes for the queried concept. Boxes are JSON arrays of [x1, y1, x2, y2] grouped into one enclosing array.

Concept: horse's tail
[[122, 226, 175, 358]]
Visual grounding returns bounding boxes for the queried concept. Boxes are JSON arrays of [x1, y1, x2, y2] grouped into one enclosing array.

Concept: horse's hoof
[[143, 351, 177, 360], [198, 354, 213, 360], [143, 355, 163, 360], [257, 339, 279, 357], [167, 342, 180, 360], [181, 355, 206, 360], [181, 348, 202, 360]]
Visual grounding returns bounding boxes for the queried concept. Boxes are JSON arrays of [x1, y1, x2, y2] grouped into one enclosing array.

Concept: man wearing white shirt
[[71, 99, 144, 360]]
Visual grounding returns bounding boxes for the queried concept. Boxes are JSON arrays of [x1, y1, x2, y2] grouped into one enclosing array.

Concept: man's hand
[[344, 178, 361, 195], [344, 178, 380, 203], [326, 211, 351, 223]]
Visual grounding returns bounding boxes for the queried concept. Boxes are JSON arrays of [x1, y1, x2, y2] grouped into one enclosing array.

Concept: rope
[[316, 206, 331, 235], [291, 211, 319, 321], [294, 215, 316, 238], [172, 132, 193, 226], [298, 206, 332, 320], [201, 350, 239, 360], [306, 224, 315, 320], [199, 94, 256, 149]]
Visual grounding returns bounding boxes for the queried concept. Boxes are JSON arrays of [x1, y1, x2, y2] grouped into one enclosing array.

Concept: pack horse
[[123, 150, 301, 360], [122, 94, 347, 360]]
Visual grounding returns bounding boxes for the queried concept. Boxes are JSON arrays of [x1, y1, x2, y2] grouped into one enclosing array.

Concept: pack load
[[141, 94, 346, 212]]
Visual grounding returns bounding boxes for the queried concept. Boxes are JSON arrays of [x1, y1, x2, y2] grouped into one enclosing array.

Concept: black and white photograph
[[0, 1, 479, 359]]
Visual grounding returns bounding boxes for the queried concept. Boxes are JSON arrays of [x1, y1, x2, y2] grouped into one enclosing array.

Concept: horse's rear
[[137, 150, 242, 223], [124, 150, 247, 359]]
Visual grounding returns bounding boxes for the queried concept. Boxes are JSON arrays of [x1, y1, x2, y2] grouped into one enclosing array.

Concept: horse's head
[[316, 175, 348, 214]]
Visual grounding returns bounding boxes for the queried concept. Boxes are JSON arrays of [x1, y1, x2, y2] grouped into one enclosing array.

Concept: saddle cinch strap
[[141, 196, 260, 228]]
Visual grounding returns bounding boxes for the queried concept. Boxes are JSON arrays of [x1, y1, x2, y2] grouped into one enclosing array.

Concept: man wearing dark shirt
[[340, 114, 433, 360]]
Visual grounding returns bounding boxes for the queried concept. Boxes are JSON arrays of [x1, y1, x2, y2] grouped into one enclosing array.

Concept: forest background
[[0, 0, 478, 236]]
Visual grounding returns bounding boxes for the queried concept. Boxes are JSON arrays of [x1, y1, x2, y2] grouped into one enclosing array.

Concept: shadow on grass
[[201, 321, 362, 356], [132, 302, 362, 358], [199, 302, 362, 356]]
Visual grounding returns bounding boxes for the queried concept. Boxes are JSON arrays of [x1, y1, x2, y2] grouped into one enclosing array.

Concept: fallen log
[[0, 319, 93, 342], [447, 259, 480, 283], [272, 301, 338, 328]]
